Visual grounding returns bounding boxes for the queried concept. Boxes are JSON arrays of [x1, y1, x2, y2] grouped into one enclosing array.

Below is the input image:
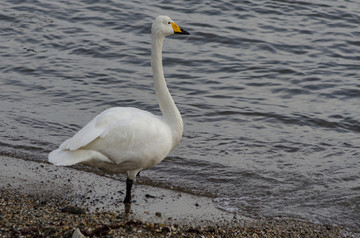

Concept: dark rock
[[145, 194, 156, 199], [60, 205, 86, 214]]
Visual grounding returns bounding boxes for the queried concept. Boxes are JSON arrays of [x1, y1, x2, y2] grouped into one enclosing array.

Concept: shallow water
[[1, 0, 359, 229]]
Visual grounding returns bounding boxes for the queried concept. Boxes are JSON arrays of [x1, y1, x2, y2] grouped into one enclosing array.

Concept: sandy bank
[[0, 156, 236, 225], [0, 156, 358, 237]]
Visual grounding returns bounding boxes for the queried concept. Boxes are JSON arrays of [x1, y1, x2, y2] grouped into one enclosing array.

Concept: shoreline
[[0, 156, 237, 225], [1, 156, 358, 237]]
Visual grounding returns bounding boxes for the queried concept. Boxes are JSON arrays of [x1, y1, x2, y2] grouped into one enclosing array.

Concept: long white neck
[[151, 34, 183, 147]]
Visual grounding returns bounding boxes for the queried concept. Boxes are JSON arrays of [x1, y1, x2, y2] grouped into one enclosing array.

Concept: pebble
[[61, 206, 86, 215], [72, 228, 87, 238]]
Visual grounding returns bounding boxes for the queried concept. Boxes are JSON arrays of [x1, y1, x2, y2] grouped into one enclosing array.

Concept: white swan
[[48, 16, 190, 203]]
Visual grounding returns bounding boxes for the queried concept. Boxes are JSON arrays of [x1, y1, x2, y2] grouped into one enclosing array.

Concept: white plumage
[[48, 16, 190, 203]]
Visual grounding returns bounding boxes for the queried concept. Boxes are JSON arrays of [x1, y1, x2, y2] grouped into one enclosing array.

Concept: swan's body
[[48, 16, 189, 203]]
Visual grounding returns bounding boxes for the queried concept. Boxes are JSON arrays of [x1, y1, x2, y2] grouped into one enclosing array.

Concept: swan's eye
[[168, 22, 171, 24]]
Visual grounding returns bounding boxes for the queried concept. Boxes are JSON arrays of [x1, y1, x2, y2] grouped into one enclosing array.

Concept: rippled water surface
[[1, 0, 359, 229]]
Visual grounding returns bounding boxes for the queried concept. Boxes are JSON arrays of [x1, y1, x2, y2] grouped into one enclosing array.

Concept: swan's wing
[[59, 107, 147, 151], [59, 116, 103, 151]]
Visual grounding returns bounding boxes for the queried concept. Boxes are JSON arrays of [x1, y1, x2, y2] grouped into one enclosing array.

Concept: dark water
[[1, 0, 359, 229]]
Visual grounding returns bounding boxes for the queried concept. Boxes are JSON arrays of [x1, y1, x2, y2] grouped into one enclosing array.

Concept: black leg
[[123, 178, 133, 203]]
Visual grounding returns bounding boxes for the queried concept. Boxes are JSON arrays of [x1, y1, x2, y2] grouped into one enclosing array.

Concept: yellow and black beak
[[171, 22, 190, 35]]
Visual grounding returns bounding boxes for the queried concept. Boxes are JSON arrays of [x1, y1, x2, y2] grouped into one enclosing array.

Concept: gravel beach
[[1, 156, 358, 237]]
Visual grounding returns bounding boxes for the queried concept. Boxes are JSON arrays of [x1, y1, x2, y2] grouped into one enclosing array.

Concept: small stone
[[72, 228, 87, 238], [145, 194, 156, 199], [61, 206, 86, 215]]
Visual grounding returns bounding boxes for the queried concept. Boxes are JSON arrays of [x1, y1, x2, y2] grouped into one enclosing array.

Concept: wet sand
[[0, 156, 236, 224], [0, 156, 358, 237]]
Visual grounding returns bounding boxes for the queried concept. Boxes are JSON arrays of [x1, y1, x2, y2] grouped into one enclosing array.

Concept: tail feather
[[48, 148, 112, 166]]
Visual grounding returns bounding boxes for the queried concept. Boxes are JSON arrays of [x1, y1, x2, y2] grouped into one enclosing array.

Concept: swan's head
[[152, 15, 190, 38]]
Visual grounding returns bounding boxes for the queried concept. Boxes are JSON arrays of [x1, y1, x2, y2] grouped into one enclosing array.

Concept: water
[[1, 0, 359, 229]]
